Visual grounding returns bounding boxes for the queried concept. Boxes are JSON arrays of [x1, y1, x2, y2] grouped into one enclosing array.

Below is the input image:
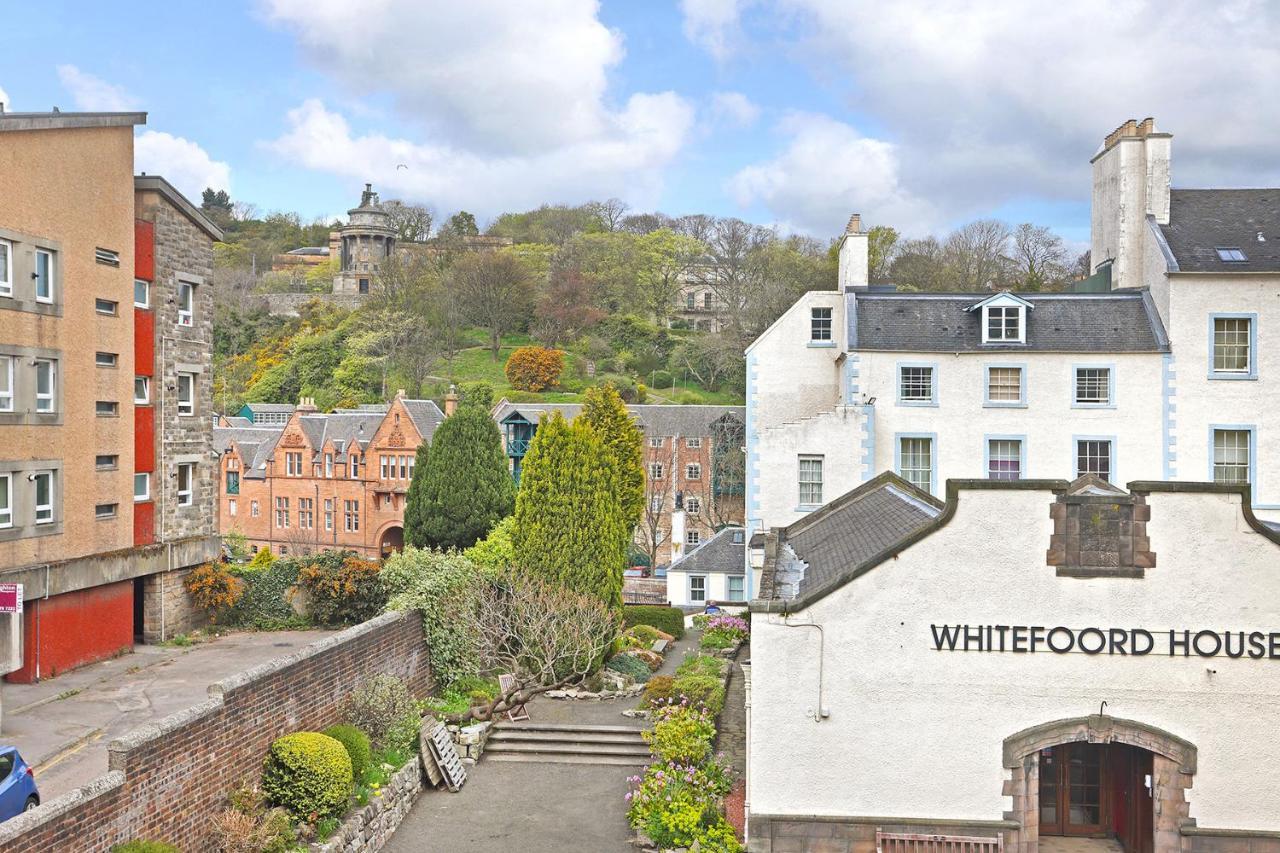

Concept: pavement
[[1, 628, 333, 801], [385, 629, 712, 853]]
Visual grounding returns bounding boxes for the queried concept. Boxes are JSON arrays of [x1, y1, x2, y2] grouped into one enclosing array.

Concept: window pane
[[798, 457, 823, 505], [134, 279, 148, 307], [899, 367, 934, 402], [1213, 429, 1250, 483], [987, 306, 1020, 341], [1213, 318, 1251, 372], [1076, 440, 1112, 481], [811, 307, 832, 341], [1075, 368, 1110, 404], [35, 251, 52, 300], [988, 439, 1021, 481], [0, 356, 11, 411], [899, 438, 933, 492], [987, 367, 1021, 402]]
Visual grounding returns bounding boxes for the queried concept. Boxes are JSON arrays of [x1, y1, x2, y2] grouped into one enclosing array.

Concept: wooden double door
[[1039, 742, 1153, 853]]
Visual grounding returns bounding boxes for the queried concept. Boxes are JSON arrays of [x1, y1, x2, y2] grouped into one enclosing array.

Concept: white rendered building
[[745, 475, 1280, 852], [745, 119, 1280, 576]]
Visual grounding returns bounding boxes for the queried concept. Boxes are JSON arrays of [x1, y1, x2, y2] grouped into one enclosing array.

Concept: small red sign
[[0, 584, 23, 614]]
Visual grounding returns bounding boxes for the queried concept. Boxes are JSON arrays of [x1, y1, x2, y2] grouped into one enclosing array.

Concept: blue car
[[0, 748, 39, 821]]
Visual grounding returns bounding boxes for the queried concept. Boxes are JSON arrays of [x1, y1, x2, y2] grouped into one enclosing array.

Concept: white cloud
[[710, 91, 761, 128], [771, 0, 1280, 217], [680, 0, 754, 62], [263, 0, 634, 155], [56, 65, 141, 111], [267, 96, 693, 219], [728, 112, 934, 236], [135, 131, 231, 199], [260, 0, 696, 213]]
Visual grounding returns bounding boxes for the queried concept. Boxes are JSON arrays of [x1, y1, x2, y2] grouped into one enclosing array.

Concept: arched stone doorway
[[378, 525, 404, 559], [1003, 716, 1195, 853]]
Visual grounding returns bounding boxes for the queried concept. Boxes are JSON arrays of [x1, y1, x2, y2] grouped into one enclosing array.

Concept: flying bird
[[396, 164, 408, 170]]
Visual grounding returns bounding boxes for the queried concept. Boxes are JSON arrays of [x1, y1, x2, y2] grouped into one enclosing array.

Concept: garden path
[[384, 629, 706, 852]]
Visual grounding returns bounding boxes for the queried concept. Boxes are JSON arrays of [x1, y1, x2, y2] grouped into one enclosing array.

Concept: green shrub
[[344, 674, 419, 752], [322, 724, 371, 780], [112, 843, 181, 853], [382, 548, 484, 688], [672, 674, 725, 716], [642, 675, 675, 707], [230, 558, 304, 629], [623, 605, 684, 639], [451, 675, 500, 704], [649, 370, 673, 388], [261, 732, 353, 821], [675, 654, 725, 679], [644, 702, 716, 764], [627, 624, 666, 645], [297, 551, 386, 626], [604, 653, 651, 684]]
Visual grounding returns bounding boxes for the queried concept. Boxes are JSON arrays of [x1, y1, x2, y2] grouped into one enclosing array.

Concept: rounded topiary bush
[[261, 732, 353, 820], [322, 724, 371, 780]]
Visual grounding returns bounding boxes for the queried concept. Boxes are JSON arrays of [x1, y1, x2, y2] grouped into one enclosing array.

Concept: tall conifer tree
[[579, 384, 645, 527], [403, 406, 515, 550], [513, 411, 626, 611]]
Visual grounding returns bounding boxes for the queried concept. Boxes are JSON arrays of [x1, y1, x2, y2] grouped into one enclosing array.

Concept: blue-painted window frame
[[894, 432, 939, 496], [984, 434, 1027, 480], [796, 454, 825, 512], [1071, 434, 1118, 482], [1071, 363, 1117, 409], [983, 363, 1027, 408], [896, 361, 940, 408], [1207, 313, 1258, 380], [1207, 423, 1255, 492]]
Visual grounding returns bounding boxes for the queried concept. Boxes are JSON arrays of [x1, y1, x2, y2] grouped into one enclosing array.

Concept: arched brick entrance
[[378, 525, 404, 558], [1002, 715, 1195, 853]]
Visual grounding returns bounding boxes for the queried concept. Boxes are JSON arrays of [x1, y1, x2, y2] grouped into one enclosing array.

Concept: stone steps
[[485, 723, 651, 767]]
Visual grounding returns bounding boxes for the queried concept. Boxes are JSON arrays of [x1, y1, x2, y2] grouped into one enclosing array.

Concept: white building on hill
[[745, 118, 1280, 581]]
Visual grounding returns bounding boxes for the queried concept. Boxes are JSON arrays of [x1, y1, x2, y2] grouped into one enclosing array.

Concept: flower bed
[[697, 615, 749, 654], [313, 758, 423, 853], [627, 650, 743, 852]]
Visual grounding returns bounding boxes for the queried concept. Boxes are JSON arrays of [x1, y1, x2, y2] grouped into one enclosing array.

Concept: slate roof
[[1158, 189, 1280, 273], [669, 526, 745, 575], [242, 403, 297, 413], [213, 427, 285, 480], [762, 472, 943, 601], [491, 401, 744, 437], [849, 290, 1168, 353]]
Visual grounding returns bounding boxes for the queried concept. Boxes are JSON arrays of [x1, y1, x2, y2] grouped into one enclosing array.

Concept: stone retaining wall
[[0, 611, 431, 852], [316, 759, 424, 853]]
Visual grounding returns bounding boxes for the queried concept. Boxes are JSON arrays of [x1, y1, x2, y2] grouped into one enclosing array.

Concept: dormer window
[[986, 306, 1021, 342], [969, 292, 1032, 345]]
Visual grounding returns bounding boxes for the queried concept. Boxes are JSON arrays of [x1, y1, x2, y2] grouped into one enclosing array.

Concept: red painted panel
[[134, 500, 155, 547], [6, 582, 134, 683], [134, 219, 154, 281], [134, 307, 155, 376], [135, 404, 154, 472]]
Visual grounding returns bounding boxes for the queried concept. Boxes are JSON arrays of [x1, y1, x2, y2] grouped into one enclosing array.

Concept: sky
[[2, 0, 1278, 246]]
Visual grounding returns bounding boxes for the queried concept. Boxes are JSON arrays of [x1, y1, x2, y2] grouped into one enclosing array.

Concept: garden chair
[[499, 672, 530, 722]]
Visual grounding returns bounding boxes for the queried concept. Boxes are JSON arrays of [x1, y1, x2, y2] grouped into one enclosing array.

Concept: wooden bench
[[651, 638, 669, 654]]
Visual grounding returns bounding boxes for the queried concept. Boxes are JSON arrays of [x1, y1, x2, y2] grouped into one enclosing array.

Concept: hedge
[[322, 724, 372, 780], [261, 732, 353, 820], [623, 605, 685, 640]]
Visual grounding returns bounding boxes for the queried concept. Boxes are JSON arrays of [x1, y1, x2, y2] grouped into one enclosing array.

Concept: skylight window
[[1216, 247, 1248, 262]]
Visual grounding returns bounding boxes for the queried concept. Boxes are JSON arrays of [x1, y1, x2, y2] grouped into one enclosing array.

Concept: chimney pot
[[845, 213, 862, 235], [444, 384, 460, 417]]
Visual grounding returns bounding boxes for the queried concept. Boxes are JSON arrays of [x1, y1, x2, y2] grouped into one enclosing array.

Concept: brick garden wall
[[0, 611, 431, 852]]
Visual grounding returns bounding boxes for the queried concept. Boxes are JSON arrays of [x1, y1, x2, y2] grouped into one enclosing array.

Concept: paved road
[[384, 761, 635, 853], [1, 628, 332, 801]]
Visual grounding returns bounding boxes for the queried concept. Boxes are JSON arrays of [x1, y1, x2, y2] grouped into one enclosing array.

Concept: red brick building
[[214, 393, 445, 558]]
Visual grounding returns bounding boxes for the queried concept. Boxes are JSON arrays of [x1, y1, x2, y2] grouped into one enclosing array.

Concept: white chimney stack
[[838, 213, 869, 291], [1090, 117, 1172, 289]]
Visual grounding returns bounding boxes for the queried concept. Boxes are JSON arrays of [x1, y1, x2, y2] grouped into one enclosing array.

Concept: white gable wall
[[749, 486, 1280, 828]]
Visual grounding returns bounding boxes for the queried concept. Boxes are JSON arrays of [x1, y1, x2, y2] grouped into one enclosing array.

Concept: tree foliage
[[579, 384, 645, 526], [512, 412, 628, 611], [450, 250, 535, 359], [505, 346, 565, 391], [403, 405, 515, 550]]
